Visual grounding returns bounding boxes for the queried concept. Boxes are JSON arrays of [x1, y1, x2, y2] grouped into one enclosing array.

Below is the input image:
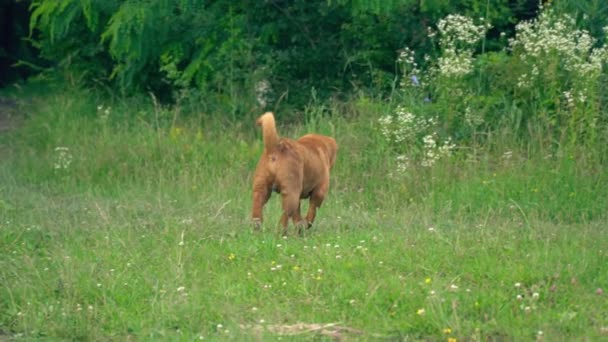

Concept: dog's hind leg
[[279, 202, 307, 236], [279, 192, 301, 236], [279, 209, 306, 236], [292, 202, 308, 236], [305, 183, 329, 229], [252, 187, 271, 231]]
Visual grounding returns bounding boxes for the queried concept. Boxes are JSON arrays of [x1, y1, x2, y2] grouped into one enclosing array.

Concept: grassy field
[[1, 84, 607, 340]]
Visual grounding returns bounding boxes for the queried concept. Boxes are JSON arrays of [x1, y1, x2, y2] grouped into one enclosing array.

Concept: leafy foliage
[[0, 1, 37, 86], [28, 0, 118, 82], [16, 0, 608, 153], [379, 3, 608, 173], [25, 0, 545, 109]]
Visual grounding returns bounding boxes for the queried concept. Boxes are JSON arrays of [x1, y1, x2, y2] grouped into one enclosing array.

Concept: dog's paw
[[295, 220, 308, 236], [252, 218, 262, 232], [305, 220, 313, 229]]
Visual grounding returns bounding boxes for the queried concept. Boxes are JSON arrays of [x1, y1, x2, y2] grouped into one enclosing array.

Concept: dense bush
[[0, 1, 36, 86], [379, 4, 608, 171], [24, 0, 540, 110], [5, 0, 608, 158]]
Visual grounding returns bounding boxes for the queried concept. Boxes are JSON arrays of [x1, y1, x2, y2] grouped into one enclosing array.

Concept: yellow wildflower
[[170, 126, 183, 140]]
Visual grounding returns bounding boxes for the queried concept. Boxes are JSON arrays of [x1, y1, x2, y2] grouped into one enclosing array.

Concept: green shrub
[[26, 0, 540, 112], [379, 4, 608, 174]]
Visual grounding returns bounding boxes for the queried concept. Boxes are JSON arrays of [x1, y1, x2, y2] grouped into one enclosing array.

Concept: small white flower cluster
[[437, 47, 475, 77], [434, 14, 488, 78], [560, 87, 589, 110], [395, 155, 410, 173], [421, 134, 455, 168], [514, 282, 542, 313], [379, 106, 455, 170], [436, 14, 488, 48], [378, 115, 393, 140], [255, 79, 271, 108], [510, 8, 608, 89], [53, 147, 73, 170], [379, 105, 435, 144], [97, 105, 111, 121], [516, 73, 532, 89], [464, 106, 484, 127], [398, 47, 421, 88], [563, 90, 574, 108], [396, 14, 486, 86]]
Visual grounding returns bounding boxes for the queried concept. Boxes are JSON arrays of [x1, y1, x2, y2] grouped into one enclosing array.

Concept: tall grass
[[2, 4, 608, 340], [1, 79, 607, 340]]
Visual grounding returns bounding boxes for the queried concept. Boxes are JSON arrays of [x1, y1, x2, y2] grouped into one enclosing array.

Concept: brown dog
[[251, 112, 338, 235]]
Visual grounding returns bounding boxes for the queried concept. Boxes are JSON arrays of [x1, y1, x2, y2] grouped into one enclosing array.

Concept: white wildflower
[[53, 147, 73, 170], [398, 47, 421, 88], [434, 14, 487, 78], [563, 90, 574, 108], [510, 8, 608, 93], [464, 107, 484, 127], [255, 80, 271, 108]]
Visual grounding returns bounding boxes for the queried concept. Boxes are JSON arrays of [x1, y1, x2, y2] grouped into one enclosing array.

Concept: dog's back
[[297, 134, 338, 169]]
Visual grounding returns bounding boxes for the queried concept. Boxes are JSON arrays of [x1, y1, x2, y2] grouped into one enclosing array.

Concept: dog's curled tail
[[256, 112, 280, 153]]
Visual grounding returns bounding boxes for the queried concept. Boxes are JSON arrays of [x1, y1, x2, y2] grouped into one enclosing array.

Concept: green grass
[[1, 84, 607, 340]]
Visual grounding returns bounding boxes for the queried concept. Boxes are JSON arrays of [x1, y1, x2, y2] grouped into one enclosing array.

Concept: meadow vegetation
[[1, 1, 608, 341]]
